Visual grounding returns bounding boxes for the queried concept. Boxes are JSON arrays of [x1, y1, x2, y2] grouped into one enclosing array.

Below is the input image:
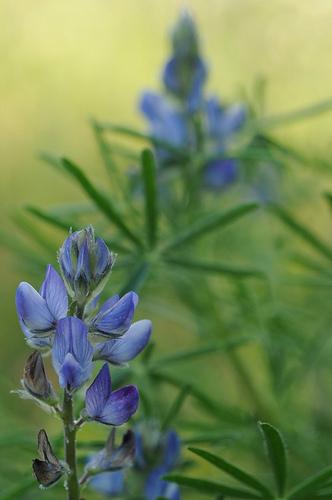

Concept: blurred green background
[[2, 0, 332, 497]]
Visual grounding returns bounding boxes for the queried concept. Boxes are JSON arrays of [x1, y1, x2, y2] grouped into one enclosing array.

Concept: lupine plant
[[4, 8, 332, 500], [14, 227, 152, 499]]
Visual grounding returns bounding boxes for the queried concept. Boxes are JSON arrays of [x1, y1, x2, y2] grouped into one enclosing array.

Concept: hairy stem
[[63, 390, 80, 500]]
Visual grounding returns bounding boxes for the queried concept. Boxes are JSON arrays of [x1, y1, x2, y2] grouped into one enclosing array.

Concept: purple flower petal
[[39, 265, 68, 320], [93, 292, 139, 336], [85, 363, 112, 418], [163, 431, 181, 469], [85, 364, 139, 425], [94, 320, 152, 364], [52, 317, 93, 390], [89, 471, 124, 496], [146, 465, 181, 500], [99, 385, 139, 426], [203, 158, 238, 190], [95, 237, 113, 276], [98, 294, 120, 316], [75, 239, 91, 281], [16, 282, 54, 333]]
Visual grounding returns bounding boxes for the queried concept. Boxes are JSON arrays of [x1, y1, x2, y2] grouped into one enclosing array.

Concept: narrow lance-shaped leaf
[[141, 149, 158, 248], [26, 205, 131, 254], [163, 475, 263, 498], [162, 203, 258, 252], [287, 465, 332, 500], [161, 385, 191, 431], [270, 205, 332, 262], [254, 96, 332, 131], [98, 121, 188, 158], [259, 422, 287, 496], [189, 447, 273, 498], [164, 257, 264, 279], [58, 158, 142, 247], [119, 261, 151, 295]]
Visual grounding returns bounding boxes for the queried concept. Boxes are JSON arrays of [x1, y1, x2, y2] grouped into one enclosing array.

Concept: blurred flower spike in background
[[140, 9, 247, 190]]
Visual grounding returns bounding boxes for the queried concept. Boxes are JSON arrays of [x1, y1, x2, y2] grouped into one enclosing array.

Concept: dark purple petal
[[16, 282, 54, 333], [94, 292, 139, 335], [85, 363, 112, 418], [163, 431, 181, 469], [39, 265, 68, 320], [203, 158, 238, 190], [99, 385, 139, 426], [94, 320, 152, 364], [89, 471, 124, 496]]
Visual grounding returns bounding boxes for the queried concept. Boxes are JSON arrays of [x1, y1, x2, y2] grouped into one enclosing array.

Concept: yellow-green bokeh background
[[2, 0, 332, 495]]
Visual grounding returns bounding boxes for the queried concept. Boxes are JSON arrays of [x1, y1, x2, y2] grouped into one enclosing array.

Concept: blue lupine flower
[[93, 319, 152, 365], [163, 56, 207, 112], [85, 363, 139, 425], [203, 158, 238, 190], [88, 470, 124, 497], [16, 264, 68, 349], [58, 226, 114, 303], [86, 429, 135, 474], [163, 10, 207, 112], [140, 92, 189, 163], [52, 317, 93, 392], [90, 292, 139, 337], [205, 97, 247, 143]]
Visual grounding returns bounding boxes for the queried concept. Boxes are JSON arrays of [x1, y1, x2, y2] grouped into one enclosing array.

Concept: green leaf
[[161, 385, 191, 431], [150, 369, 251, 425], [119, 261, 151, 295], [324, 192, 332, 214], [163, 475, 263, 498], [0, 477, 36, 500], [99, 121, 187, 158], [254, 97, 332, 130], [60, 158, 142, 247], [152, 336, 251, 367], [162, 203, 258, 252], [259, 422, 287, 496], [165, 257, 264, 279], [189, 447, 273, 498], [26, 205, 77, 232], [270, 205, 332, 262], [141, 149, 158, 248], [287, 465, 332, 499]]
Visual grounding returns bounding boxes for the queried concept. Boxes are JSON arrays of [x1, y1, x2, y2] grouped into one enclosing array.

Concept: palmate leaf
[[270, 205, 332, 262], [258, 422, 287, 496], [163, 475, 263, 498], [141, 149, 158, 248], [287, 465, 332, 499], [189, 447, 273, 498], [164, 257, 264, 279], [60, 158, 143, 248], [162, 203, 258, 253], [119, 260, 151, 295]]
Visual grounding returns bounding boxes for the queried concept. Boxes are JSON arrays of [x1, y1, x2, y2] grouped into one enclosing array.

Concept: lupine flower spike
[[14, 226, 151, 500]]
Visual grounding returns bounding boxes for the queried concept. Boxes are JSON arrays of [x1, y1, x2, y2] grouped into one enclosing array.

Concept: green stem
[[63, 390, 80, 500]]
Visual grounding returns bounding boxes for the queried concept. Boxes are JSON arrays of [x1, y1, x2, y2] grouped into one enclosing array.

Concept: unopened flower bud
[[23, 351, 58, 405], [58, 226, 115, 304], [171, 9, 199, 59]]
